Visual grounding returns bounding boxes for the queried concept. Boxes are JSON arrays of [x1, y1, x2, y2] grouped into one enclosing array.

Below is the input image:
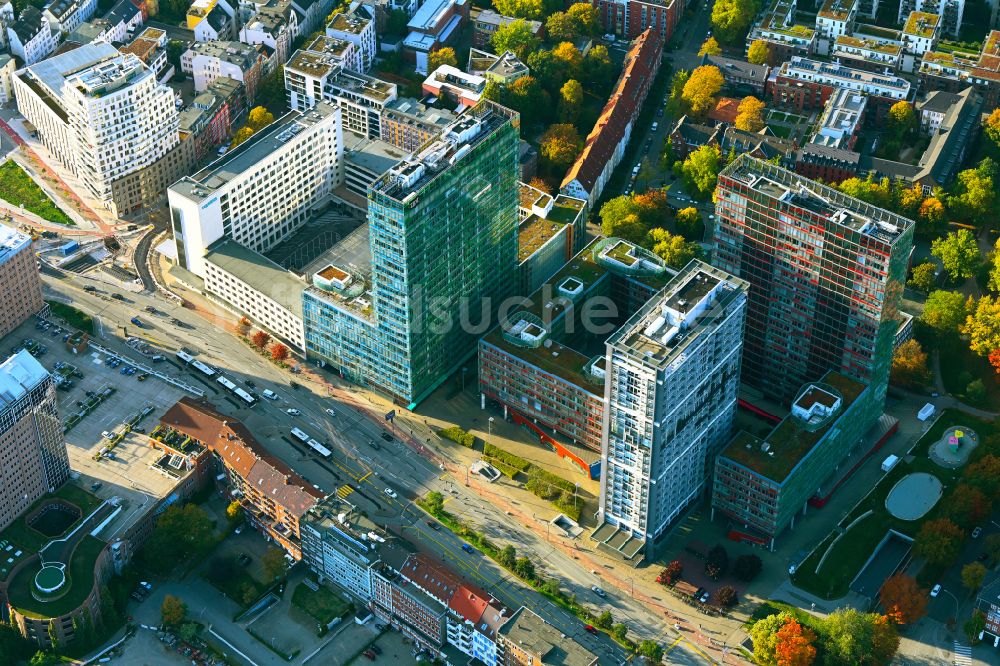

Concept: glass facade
[[304, 103, 520, 407]]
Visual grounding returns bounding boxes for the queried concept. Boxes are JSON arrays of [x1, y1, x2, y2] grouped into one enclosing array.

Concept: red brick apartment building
[[160, 397, 324, 558]]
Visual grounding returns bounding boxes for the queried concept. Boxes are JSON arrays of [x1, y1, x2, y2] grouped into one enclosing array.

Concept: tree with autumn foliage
[[558, 79, 583, 123], [250, 330, 271, 351], [879, 574, 927, 625], [964, 295, 1000, 357], [823, 609, 899, 666], [491, 19, 540, 59], [914, 518, 965, 565], [237, 316, 251, 335], [735, 96, 766, 132], [941, 483, 993, 529], [539, 123, 583, 169], [270, 342, 290, 362], [747, 39, 770, 64], [962, 561, 988, 592], [965, 454, 1000, 499], [887, 101, 916, 139], [890, 339, 930, 388], [527, 177, 552, 194], [908, 262, 937, 292], [230, 126, 254, 147], [931, 229, 981, 282], [774, 617, 816, 666], [698, 36, 722, 56], [247, 106, 275, 132], [986, 108, 1000, 146], [161, 595, 186, 626], [648, 229, 701, 269], [681, 65, 724, 118], [657, 559, 683, 585], [990, 349, 1000, 377], [428, 47, 457, 73]]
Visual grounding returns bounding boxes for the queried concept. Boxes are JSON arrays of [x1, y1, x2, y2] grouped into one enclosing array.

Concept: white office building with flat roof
[[594, 260, 748, 558], [168, 102, 343, 280]]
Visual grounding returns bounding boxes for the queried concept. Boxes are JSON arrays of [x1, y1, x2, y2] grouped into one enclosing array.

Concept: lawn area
[[291, 582, 352, 627], [46, 300, 95, 335], [766, 124, 791, 138], [205, 565, 265, 608], [0, 483, 101, 579], [791, 409, 994, 598], [7, 536, 107, 618], [0, 161, 75, 226], [938, 334, 1000, 411]]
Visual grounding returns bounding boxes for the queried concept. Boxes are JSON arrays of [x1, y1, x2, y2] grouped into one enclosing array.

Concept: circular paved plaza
[[885, 473, 943, 521], [929, 426, 979, 469]]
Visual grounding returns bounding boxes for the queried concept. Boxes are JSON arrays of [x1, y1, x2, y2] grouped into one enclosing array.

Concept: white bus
[[234, 388, 257, 407], [217, 375, 237, 391], [176, 350, 194, 364], [191, 360, 216, 378], [306, 438, 332, 458], [290, 427, 310, 443]]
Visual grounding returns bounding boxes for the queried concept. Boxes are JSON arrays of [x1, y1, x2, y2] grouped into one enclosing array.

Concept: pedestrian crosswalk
[[955, 641, 972, 665], [337, 484, 354, 499]]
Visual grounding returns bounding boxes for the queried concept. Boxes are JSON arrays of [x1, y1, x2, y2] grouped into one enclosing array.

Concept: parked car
[[699, 590, 710, 603], [591, 586, 606, 598], [381, 432, 394, 442], [245, 379, 256, 388], [930, 584, 941, 597], [973, 526, 983, 538], [83, 285, 96, 292], [426, 520, 440, 531], [130, 317, 143, 327]]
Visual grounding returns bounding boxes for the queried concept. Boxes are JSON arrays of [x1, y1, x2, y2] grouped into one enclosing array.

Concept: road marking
[[336, 484, 354, 499], [358, 471, 372, 483], [954, 641, 972, 665]]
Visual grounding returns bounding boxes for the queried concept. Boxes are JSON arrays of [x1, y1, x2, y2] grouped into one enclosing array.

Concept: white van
[[262, 389, 279, 400]]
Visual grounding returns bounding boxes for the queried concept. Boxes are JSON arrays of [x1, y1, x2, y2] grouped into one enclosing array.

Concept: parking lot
[[8, 316, 195, 541]]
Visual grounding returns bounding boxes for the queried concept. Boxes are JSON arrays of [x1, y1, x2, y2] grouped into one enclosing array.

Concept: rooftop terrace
[[904, 11, 940, 37], [328, 11, 370, 34], [719, 372, 865, 481], [834, 35, 902, 55], [818, 0, 855, 21]]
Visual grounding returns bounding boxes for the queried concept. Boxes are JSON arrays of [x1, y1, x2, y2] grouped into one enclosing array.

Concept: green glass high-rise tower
[[303, 102, 520, 407]]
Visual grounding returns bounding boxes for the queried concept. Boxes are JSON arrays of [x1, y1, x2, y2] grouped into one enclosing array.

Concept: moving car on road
[[384, 487, 397, 499], [286, 408, 301, 416]]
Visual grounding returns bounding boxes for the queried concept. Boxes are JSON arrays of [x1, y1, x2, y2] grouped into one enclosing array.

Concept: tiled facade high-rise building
[[593, 261, 748, 558], [0, 227, 43, 339], [304, 101, 519, 407], [0, 350, 69, 531], [713, 156, 914, 406], [13, 43, 181, 216]]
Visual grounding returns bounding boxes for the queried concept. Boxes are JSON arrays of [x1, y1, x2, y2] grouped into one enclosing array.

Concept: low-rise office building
[[713, 372, 874, 543]]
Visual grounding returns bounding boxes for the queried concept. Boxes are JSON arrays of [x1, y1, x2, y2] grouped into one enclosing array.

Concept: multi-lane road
[[40, 267, 722, 663]]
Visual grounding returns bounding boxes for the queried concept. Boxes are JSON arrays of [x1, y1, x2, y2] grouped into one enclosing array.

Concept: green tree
[[914, 518, 965, 565], [144, 503, 215, 572], [837, 176, 892, 208], [987, 238, 1000, 293], [964, 295, 1000, 356], [964, 454, 1000, 499], [638, 639, 663, 661], [493, 0, 544, 18], [675, 206, 703, 239], [428, 47, 457, 73], [679, 144, 723, 199], [611, 623, 628, 643], [666, 69, 691, 116], [503, 76, 549, 123], [539, 123, 583, 169], [931, 229, 981, 282], [491, 19, 540, 59], [965, 610, 986, 642], [698, 36, 722, 56], [558, 79, 583, 124], [46, 621, 57, 649], [823, 609, 898, 666], [161, 594, 187, 626], [966, 379, 988, 406], [681, 65, 724, 118], [647, 228, 700, 269], [908, 262, 937, 292], [983, 533, 1000, 565], [262, 547, 288, 580], [247, 106, 275, 132], [178, 622, 199, 642], [424, 491, 444, 515], [963, 561, 988, 591], [256, 65, 287, 115], [514, 556, 535, 580], [921, 290, 968, 335], [952, 165, 995, 220], [167, 39, 186, 68], [711, 0, 757, 44], [596, 610, 613, 630], [600, 196, 647, 243], [747, 39, 770, 64], [567, 2, 599, 33], [482, 79, 502, 102], [582, 44, 616, 90], [545, 11, 577, 39], [498, 545, 516, 569], [30, 652, 60, 666]]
